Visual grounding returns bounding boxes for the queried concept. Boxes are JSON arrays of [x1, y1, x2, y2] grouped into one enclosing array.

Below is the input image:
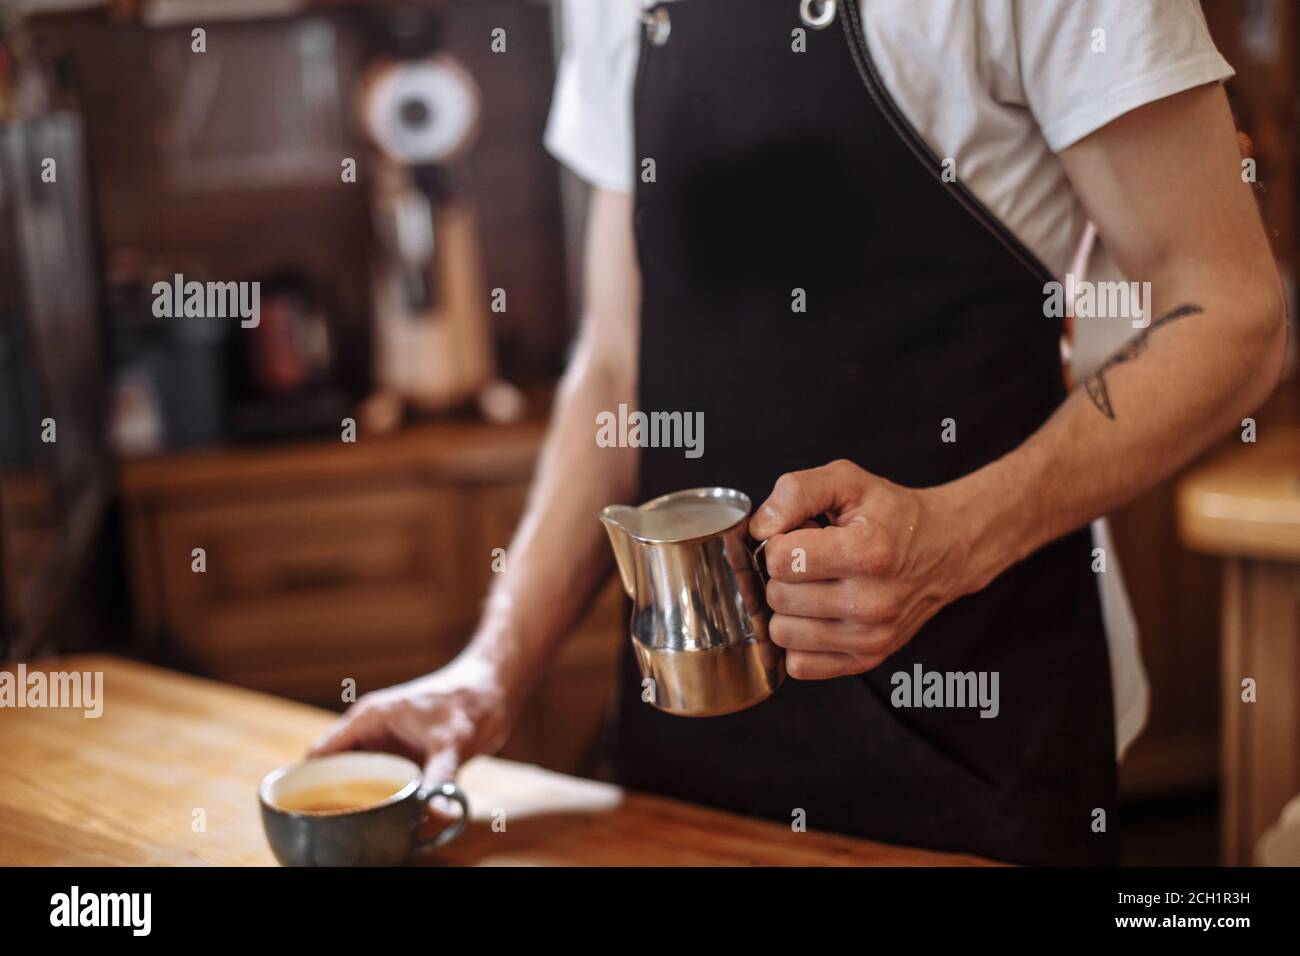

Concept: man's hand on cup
[[310, 652, 515, 791]]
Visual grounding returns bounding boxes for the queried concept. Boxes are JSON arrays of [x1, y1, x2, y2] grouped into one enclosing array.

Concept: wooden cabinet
[[0, 474, 59, 638], [153, 488, 464, 696], [119, 420, 622, 775]]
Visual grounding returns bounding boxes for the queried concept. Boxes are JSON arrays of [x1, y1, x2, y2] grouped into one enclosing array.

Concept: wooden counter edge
[[1175, 427, 1300, 562], [2, 654, 1000, 867]]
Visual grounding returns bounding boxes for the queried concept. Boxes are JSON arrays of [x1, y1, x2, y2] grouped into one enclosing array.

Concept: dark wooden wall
[[32, 1, 570, 392]]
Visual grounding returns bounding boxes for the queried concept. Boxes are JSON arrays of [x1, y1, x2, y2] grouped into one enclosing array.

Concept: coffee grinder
[[357, 7, 496, 419]]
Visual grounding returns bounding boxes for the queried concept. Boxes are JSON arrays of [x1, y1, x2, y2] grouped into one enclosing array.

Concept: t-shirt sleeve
[[544, 0, 639, 193], [1014, 0, 1234, 152]]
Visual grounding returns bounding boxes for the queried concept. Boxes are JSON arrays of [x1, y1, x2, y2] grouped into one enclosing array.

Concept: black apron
[[616, 0, 1117, 865]]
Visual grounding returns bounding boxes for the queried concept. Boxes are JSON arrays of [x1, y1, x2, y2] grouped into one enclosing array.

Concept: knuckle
[[843, 621, 873, 647], [773, 472, 804, 502], [838, 584, 874, 622], [857, 541, 893, 575], [445, 708, 476, 742], [765, 581, 790, 613], [843, 655, 870, 675], [870, 598, 902, 624], [842, 597, 869, 623], [767, 614, 792, 648], [764, 538, 789, 579], [785, 653, 811, 680], [862, 629, 895, 655], [854, 652, 886, 673]]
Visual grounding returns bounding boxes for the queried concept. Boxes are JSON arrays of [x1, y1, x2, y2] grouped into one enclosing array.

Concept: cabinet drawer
[[154, 488, 460, 612], [187, 580, 459, 703], [149, 487, 472, 701]]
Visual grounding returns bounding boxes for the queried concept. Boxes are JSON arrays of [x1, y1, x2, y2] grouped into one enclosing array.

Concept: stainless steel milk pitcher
[[600, 487, 784, 717]]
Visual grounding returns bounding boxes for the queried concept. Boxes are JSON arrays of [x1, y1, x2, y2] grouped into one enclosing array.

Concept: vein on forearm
[[1082, 303, 1204, 419]]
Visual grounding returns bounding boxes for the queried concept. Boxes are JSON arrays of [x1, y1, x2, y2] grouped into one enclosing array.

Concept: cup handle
[[749, 513, 831, 584], [413, 781, 470, 853]]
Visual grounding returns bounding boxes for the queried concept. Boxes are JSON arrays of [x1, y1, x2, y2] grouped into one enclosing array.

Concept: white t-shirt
[[544, 0, 1234, 758]]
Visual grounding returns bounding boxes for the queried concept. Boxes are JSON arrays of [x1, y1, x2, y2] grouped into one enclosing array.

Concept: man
[[315, 0, 1286, 864]]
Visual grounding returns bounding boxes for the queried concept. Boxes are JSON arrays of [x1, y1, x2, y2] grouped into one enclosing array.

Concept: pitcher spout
[[600, 505, 640, 599]]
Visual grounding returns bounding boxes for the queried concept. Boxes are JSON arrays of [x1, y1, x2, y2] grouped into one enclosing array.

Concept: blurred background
[[0, 0, 1297, 867]]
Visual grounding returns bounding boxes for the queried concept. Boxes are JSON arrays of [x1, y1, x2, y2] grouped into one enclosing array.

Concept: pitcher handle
[[749, 538, 773, 585], [749, 514, 830, 583]]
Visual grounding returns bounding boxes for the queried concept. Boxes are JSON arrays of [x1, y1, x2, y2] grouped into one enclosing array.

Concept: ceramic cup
[[259, 752, 469, 866]]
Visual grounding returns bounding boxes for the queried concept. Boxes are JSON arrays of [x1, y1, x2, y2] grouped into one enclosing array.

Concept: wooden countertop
[[1177, 426, 1300, 561], [0, 655, 991, 866]]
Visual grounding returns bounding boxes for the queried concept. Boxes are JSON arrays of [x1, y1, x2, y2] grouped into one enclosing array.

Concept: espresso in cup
[[259, 752, 468, 866], [273, 778, 406, 814]]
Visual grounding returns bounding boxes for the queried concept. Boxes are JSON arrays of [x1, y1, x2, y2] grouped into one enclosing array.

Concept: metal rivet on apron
[[798, 0, 837, 30], [642, 7, 672, 47]]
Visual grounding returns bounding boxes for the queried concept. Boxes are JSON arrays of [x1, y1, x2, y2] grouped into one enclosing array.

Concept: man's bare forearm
[[931, 84, 1290, 597], [940, 288, 1287, 595], [465, 357, 637, 699], [460, 189, 640, 702]]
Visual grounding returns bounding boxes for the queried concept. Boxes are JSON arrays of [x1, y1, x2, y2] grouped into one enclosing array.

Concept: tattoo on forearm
[[1082, 303, 1203, 420]]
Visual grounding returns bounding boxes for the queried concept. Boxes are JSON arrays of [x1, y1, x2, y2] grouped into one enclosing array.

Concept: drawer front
[[151, 487, 470, 697], [155, 488, 459, 606], [193, 580, 455, 705]]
